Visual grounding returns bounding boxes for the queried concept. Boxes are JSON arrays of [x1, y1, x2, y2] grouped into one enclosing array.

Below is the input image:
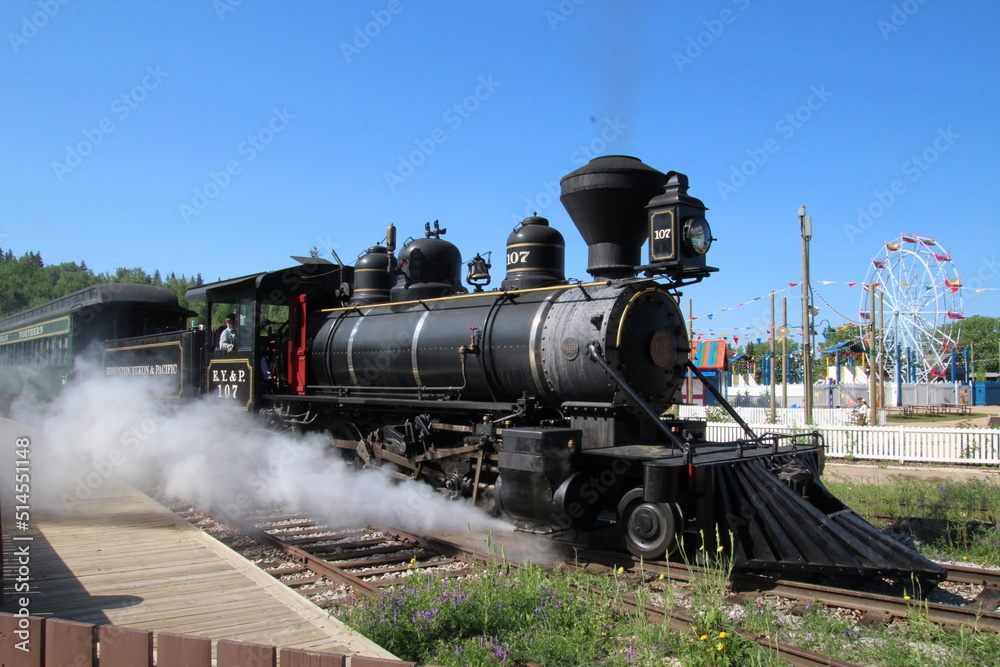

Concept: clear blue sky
[[2, 0, 998, 342]]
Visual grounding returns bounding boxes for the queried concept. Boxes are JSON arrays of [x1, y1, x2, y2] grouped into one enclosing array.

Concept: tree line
[[0, 247, 206, 322]]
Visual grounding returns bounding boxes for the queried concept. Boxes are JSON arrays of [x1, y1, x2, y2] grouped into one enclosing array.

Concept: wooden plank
[[351, 657, 416, 667], [44, 618, 96, 666], [279, 647, 346, 667], [98, 625, 153, 667], [60, 598, 308, 631], [0, 613, 43, 667], [38, 572, 260, 598], [157, 632, 212, 667], [2, 483, 395, 660], [217, 638, 277, 667]]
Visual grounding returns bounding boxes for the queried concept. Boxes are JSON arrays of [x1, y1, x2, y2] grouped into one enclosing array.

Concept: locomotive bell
[[500, 216, 567, 290], [560, 156, 666, 280], [466, 253, 492, 291], [645, 171, 717, 277]]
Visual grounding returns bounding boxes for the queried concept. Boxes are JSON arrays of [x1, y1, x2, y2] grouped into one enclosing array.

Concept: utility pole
[[770, 292, 776, 422], [799, 206, 813, 425], [868, 285, 878, 426], [782, 297, 788, 409]]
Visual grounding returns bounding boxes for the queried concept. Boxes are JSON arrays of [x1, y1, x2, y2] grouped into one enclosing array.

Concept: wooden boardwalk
[[0, 418, 395, 660]]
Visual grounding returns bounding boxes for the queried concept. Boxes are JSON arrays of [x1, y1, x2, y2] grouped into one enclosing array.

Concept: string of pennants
[[701, 280, 1000, 325], [692, 280, 1000, 342]]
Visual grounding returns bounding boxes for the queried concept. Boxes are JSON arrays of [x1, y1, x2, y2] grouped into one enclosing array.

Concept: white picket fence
[[678, 405, 887, 427], [703, 422, 1000, 466]]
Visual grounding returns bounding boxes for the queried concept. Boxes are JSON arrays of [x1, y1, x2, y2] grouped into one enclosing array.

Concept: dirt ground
[[823, 461, 999, 484]]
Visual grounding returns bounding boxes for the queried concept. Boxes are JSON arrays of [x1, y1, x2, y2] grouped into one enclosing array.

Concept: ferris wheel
[[859, 234, 964, 382]]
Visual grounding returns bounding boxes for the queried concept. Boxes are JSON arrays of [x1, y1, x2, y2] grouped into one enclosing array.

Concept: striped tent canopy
[[690, 340, 728, 370]]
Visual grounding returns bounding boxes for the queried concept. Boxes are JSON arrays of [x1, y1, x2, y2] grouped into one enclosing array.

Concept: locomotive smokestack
[[559, 155, 666, 280]]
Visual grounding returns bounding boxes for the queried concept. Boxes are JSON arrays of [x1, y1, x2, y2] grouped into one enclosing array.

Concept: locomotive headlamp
[[644, 171, 717, 278], [682, 216, 713, 256]]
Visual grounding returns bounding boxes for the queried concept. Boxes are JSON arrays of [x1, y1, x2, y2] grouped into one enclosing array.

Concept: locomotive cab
[[185, 260, 349, 412]]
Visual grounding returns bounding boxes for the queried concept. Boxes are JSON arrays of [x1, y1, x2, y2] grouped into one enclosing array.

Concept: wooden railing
[[0, 613, 418, 667]]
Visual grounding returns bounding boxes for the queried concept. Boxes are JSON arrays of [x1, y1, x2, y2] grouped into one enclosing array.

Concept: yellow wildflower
[[699, 635, 708, 641], [904, 595, 911, 601], [716, 642, 725, 651], [718, 631, 727, 638], [616, 566, 625, 574], [657, 573, 666, 580], [716, 545, 724, 552]]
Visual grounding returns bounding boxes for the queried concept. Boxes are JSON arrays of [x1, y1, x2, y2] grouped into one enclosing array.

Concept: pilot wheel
[[616, 488, 681, 560]]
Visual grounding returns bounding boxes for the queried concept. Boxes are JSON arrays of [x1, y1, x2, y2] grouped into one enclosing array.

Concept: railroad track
[[171, 504, 856, 665], [568, 545, 1000, 632], [172, 504, 997, 664], [613, 590, 862, 667], [243, 512, 485, 602], [944, 562, 1000, 588], [170, 505, 488, 604], [249, 516, 859, 667]]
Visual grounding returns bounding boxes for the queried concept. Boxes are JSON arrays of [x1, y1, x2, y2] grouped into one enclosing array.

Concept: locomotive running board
[[716, 454, 946, 584]]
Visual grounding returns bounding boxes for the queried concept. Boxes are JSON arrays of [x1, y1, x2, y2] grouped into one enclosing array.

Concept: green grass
[[335, 480, 1000, 665], [885, 411, 992, 425], [337, 553, 780, 667], [336, 531, 1000, 666], [825, 477, 1000, 565]]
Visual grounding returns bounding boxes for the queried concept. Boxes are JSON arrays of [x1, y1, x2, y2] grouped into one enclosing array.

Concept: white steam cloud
[[14, 363, 510, 537]]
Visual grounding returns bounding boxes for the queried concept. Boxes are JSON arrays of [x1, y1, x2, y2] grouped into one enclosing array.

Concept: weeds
[[339, 561, 617, 666], [826, 477, 1000, 566], [338, 547, 785, 666], [704, 405, 734, 423], [338, 481, 1000, 665], [338, 546, 1000, 665]]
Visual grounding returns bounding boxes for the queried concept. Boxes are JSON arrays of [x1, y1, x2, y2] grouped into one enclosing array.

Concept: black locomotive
[[104, 156, 943, 584]]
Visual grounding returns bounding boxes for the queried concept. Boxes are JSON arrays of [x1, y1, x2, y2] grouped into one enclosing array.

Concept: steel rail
[[944, 563, 1000, 588], [564, 544, 1000, 631], [733, 572, 1000, 631]]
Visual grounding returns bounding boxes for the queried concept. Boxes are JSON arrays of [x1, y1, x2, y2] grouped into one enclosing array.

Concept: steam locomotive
[[100, 156, 943, 584]]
